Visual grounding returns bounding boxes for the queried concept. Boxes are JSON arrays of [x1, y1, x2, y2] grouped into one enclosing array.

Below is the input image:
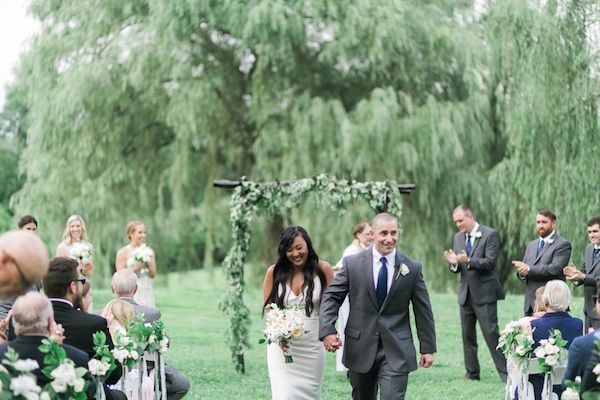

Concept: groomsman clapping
[[512, 210, 571, 316]]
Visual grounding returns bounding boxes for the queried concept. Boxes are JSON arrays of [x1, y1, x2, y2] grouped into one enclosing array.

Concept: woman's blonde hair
[[102, 299, 134, 329], [61, 215, 88, 244], [126, 220, 144, 240]]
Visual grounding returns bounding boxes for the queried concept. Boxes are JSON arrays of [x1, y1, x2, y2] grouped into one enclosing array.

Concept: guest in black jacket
[[42, 257, 125, 400], [0, 291, 96, 398]]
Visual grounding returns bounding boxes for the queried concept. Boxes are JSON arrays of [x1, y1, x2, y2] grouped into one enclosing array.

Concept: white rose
[[561, 387, 580, 400], [548, 337, 555, 345], [539, 339, 548, 346], [515, 346, 527, 356], [129, 350, 139, 360], [120, 335, 130, 345], [545, 354, 558, 367], [144, 323, 152, 328], [51, 379, 68, 393], [40, 392, 51, 400], [148, 334, 157, 344], [160, 337, 169, 348], [534, 347, 546, 358], [73, 378, 85, 392], [10, 375, 41, 397], [14, 359, 40, 372], [593, 364, 600, 375]]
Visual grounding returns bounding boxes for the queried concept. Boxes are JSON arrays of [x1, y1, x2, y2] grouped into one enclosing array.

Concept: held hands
[[563, 264, 585, 282], [456, 251, 469, 265], [419, 353, 434, 368], [322, 333, 342, 352], [512, 261, 530, 277]]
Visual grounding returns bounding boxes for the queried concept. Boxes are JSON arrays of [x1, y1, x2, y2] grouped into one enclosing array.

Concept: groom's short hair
[[371, 212, 397, 229], [111, 269, 137, 297]]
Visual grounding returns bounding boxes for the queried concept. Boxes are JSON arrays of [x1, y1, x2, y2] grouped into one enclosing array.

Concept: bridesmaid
[[115, 221, 157, 307], [56, 215, 94, 277]]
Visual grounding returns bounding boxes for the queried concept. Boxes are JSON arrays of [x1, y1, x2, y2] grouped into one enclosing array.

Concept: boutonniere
[[475, 231, 482, 238], [547, 239, 555, 245], [395, 263, 410, 280]]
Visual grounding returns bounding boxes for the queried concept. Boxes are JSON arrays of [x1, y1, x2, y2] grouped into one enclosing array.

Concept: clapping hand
[[50, 320, 65, 344], [443, 249, 458, 265], [563, 264, 585, 282], [322, 333, 342, 352], [455, 251, 469, 264], [512, 261, 529, 277]]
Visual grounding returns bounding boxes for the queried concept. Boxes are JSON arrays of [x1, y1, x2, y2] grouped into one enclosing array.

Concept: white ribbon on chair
[[143, 351, 167, 400]]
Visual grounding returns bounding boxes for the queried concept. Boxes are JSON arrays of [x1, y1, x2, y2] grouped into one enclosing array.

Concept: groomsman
[[512, 209, 571, 315], [320, 212, 436, 400], [563, 216, 600, 330], [443, 205, 506, 382]]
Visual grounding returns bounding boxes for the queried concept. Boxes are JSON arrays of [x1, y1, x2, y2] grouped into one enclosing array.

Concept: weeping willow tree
[[485, 0, 600, 285], [7, 0, 598, 296]]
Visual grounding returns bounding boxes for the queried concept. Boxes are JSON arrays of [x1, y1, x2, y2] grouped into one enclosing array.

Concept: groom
[[319, 212, 436, 400]]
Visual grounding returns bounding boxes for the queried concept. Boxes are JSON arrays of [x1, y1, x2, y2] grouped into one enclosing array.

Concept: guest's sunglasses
[[72, 277, 86, 285], [593, 295, 599, 303]]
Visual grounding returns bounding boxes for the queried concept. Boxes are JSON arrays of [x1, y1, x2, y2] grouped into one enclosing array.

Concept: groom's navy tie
[[465, 234, 472, 256], [593, 248, 600, 263], [376, 257, 388, 310], [537, 240, 545, 256]]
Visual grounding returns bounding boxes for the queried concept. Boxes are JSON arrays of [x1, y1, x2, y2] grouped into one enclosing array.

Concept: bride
[[262, 226, 334, 400]]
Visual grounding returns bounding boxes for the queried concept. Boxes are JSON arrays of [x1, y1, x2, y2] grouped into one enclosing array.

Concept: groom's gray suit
[[319, 247, 436, 399], [520, 232, 571, 315]]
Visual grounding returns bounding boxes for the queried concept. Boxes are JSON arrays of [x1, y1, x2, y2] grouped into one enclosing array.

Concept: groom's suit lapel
[[362, 250, 378, 309], [381, 252, 405, 311], [469, 228, 484, 257]]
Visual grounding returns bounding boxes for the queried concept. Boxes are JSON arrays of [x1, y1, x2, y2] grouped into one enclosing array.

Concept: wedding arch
[[214, 174, 415, 373]]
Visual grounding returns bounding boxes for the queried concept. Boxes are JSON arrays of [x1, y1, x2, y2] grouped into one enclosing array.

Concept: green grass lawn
[[91, 270, 584, 399]]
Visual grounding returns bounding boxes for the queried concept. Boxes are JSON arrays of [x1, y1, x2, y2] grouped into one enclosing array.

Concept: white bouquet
[[534, 329, 567, 373], [70, 241, 93, 264], [259, 303, 306, 363], [497, 320, 533, 366], [127, 244, 153, 269]]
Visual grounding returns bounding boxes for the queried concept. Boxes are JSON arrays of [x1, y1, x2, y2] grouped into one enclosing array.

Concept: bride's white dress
[[267, 277, 325, 400]]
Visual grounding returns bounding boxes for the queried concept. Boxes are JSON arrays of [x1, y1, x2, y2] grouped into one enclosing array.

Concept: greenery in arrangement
[[221, 174, 403, 371]]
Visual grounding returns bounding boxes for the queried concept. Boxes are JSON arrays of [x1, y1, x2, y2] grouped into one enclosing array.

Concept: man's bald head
[[0, 230, 49, 295]]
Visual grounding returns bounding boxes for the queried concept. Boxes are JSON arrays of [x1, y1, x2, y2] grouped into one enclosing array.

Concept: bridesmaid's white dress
[[267, 277, 325, 400], [126, 244, 156, 308]]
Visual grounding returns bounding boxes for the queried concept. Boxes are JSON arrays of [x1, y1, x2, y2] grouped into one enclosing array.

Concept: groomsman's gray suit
[[573, 243, 600, 330], [319, 248, 436, 399], [449, 224, 507, 381], [520, 232, 571, 315]]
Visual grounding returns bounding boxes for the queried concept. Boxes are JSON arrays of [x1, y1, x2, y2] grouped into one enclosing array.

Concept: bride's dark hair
[[264, 226, 326, 317]]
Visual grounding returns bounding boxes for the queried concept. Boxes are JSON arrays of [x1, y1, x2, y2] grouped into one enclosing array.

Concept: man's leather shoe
[[464, 375, 480, 381]]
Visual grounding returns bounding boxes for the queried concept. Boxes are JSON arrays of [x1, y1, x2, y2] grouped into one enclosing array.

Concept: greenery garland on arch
[[218, 174, 405, 373]]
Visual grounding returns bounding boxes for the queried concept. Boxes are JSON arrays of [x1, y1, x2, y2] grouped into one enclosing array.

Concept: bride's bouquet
[[127, 244, 153, 269], [70, 241, 93, 264], [259, 303, 306, 363]]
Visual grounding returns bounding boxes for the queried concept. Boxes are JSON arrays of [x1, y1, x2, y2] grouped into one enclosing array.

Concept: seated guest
[[0, 292, 96, 398], [580, 334, 600, 393], [566, 284, 600, 385], [519, 286, 547, 333], [110, 269, 190, 400], [40, 256, 126, 400], [73, 280, 92, 312], [111, 269, 161, 323], [102, 298, 134, 341], [527, 280, 583, 399]]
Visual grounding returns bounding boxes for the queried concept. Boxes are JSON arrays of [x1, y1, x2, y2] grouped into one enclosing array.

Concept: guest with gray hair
[[109, 269, 190, 400], [525, 280, 583, 399], [0, 292, 96, 398], [111, 269, 161, 323]]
